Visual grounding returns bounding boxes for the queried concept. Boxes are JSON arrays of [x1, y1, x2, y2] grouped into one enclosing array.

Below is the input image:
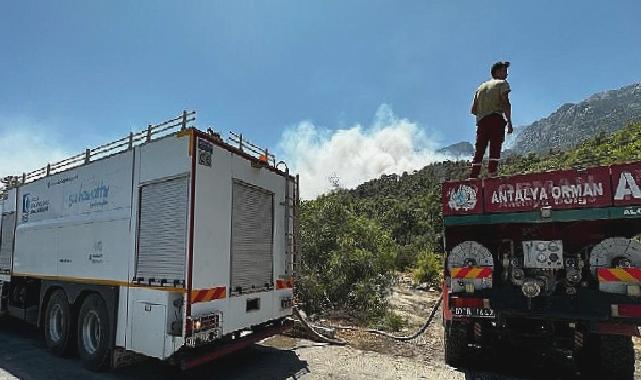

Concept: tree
[[297, 193, 397, 321]]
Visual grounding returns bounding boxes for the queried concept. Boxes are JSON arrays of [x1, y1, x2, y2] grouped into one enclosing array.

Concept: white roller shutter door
[[231, 180, 274, 294], [136, 176, 189, 285]]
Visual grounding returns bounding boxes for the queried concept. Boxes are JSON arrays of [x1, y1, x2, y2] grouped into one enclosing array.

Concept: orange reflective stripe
[[276, 278, 294, 289], [478, 267, 493, 278], [630, 268, 641, 280], [468, 268, 481, 278], [190, 286, 227, 303], [204, 288, 217, 301], [213, 287, 226, 300], [616, 269, 638, 282], [451, 267, 471, 278], [597, 268, 641, 283], [598, 268, 619, 282], [451, 267, 493, 279]]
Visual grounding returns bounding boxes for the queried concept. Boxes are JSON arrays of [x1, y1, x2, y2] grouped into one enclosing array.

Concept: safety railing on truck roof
[[227, 131, 277, 167], [0, 110, 288, 191], [2, 111, 196, 188]]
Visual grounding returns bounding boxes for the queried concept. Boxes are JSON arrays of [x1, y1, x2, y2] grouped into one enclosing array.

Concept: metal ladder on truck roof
[[282, 170, 300, 283]]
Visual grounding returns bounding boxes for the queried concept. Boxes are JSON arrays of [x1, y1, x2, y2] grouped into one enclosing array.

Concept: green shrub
[[377, 310, 407, 332], [412, 250, 443, 286], [296, 192, 397, 323]]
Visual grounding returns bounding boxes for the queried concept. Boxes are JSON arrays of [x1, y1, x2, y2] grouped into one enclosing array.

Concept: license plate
[[452, 307, 495, 318]]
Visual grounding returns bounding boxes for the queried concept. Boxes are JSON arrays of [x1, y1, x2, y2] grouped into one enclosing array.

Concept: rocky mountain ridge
[[512, 82, 641, 154], [436, 141, 474, 158]]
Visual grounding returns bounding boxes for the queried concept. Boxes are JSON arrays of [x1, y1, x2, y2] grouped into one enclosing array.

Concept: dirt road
[[0, 286, 640, 380], [0, 318, 559, 380], [0, 316, 437, 380], [0, 316, 640, 380]]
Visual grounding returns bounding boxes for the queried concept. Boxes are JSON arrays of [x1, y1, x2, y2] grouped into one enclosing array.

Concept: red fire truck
[[441, 162, 641, 378]]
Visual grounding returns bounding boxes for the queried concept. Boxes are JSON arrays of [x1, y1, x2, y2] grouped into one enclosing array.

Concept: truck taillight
[[450, 297, 490, 309], [187, 312, 221, 336], [612, 304, 641, 317]]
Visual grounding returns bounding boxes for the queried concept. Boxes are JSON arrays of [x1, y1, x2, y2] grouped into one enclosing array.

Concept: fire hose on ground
[[292, 292, 443, 344]]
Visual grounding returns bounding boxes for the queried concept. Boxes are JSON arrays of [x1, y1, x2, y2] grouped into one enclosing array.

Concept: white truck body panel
[[192, 137, 292, 334], [14, 150, 134, 281], [126, 286, 184, 358], [1, 129, 294, 361], [189, 137, 293, 336]]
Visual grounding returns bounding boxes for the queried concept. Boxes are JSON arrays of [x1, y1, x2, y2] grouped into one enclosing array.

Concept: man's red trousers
[[469, 113, 506, 178]]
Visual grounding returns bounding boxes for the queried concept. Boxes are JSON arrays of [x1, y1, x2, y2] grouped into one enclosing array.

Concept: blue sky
[[1, 1, 640, 196]]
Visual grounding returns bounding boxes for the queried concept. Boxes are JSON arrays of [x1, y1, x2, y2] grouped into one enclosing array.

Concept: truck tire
[[444, 320, 469, 368], [44, 290, 74, 355], [77, 294, 112, 371], [600, 335, 634, 379], [579, 334, 634, 380]]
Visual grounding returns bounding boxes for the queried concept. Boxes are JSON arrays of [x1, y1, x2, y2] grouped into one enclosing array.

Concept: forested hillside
[[297, 120, 641, 325], [502, 120, 641, 175]]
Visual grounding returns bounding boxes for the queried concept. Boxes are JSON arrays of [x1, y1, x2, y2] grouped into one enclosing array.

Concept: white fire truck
[[0, 111, 298, 370]]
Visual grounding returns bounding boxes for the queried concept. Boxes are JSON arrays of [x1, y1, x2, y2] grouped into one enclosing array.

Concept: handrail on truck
[[0, 110, 284, 192]]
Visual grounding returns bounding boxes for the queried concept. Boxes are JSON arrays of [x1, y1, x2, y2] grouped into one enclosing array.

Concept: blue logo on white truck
[[22, 193, 50, 222], [67, 181, 110, 208]]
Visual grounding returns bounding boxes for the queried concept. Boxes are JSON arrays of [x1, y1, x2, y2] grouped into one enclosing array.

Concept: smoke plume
[[278, 104, 453, 199]]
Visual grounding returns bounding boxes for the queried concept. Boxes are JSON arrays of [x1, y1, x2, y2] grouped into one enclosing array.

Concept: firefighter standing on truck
[[469, 61, 513, 178]]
